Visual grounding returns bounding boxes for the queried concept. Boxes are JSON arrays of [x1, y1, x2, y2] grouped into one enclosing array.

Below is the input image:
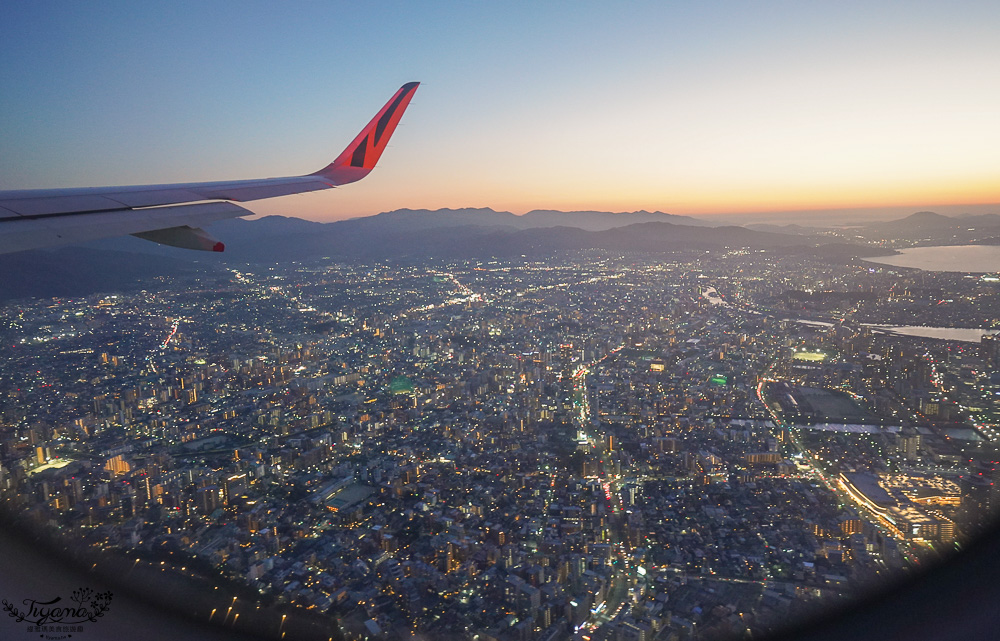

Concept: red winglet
[[311, 82, 420, 186]]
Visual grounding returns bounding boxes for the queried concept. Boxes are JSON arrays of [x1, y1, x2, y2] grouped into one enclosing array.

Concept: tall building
[[897, 431, 921, 459], [224, 473, 248, 505], [104, 455, 131, 477], [982, 334, 1000, 371], [197, 485, 222, 515], [957, 474, 993, 537]]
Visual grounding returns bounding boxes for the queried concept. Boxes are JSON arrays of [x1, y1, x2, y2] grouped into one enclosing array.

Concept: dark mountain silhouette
[[0, 247, 198, 301], [65, 211, 817, 262], [201, 216, 810, 262], [877, 211, 958, 230], [861, 211, 1000, 243], [14, 208, 998, 302], [336, 208, 521, 232], [70, 208, 792, 264], [333, 207, 711, 232], [518, 209, 711, 230], [956, 213, 1000, 227], [4, 208, 853, 300], [246, 218, 867, 263], [744, 223, 818, 235]]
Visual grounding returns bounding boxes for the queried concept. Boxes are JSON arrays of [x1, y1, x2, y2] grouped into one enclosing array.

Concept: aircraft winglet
[[312, 82, 420, 186], [0, 84, 420, 254]]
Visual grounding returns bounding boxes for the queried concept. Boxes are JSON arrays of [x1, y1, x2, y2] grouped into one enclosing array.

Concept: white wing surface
[[0, 82, 419, 254]]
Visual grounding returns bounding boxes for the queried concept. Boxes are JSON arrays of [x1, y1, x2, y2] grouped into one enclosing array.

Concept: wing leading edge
[[0, 82, 419, 254]]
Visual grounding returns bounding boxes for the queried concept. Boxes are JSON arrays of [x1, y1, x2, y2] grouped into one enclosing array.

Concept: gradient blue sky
[[2, 1, 999, 222]]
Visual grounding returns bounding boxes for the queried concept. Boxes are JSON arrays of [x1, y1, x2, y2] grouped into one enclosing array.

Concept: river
[[863, 325, 997, 343]]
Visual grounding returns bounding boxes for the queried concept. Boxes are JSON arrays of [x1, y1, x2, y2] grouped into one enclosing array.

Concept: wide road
[[571, 349, 637, 638]]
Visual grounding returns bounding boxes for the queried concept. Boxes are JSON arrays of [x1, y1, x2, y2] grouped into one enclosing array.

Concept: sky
[[2, 1, 999, 223]]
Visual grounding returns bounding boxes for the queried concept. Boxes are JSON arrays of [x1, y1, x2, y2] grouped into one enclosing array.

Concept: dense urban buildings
[[2, 247, 998, 641]]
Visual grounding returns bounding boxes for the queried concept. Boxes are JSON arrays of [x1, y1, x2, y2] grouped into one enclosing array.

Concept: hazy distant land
[[4, 207, 1000, 301]]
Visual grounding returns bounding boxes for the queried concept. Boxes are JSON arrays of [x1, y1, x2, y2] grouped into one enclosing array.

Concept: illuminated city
[[3, 241, 1000, 640], [3, 2, 1000, 639]]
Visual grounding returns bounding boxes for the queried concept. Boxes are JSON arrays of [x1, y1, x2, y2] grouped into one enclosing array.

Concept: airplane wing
[[0, 82, 419, 254]]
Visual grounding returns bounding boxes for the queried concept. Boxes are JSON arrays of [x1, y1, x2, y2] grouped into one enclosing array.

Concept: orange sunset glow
[[3, 3, 999, 224]]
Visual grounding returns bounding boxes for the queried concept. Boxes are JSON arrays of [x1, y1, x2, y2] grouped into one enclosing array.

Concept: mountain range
[[5, 206, 984, 301], [56, 207, 781, 262], [333, 208, 712, 232], [861, 211, 1000, 240]]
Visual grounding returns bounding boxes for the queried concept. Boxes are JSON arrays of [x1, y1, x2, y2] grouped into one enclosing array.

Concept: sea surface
[[858, 245, 1000, 340], [863, 245, 1000, 272]]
